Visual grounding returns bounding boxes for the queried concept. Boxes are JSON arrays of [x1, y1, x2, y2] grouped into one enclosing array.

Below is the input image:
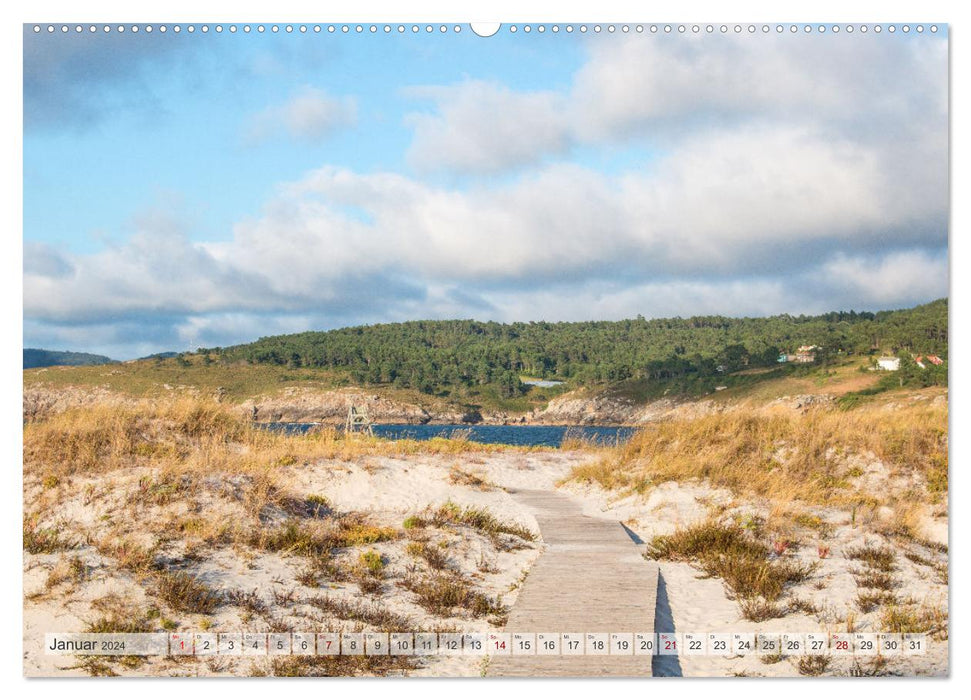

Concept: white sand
[[24, 449, 947, 677], [561, 478, 948, 677]]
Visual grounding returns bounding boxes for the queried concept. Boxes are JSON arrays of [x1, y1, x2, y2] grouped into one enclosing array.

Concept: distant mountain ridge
[[23, 348, 116, 369]]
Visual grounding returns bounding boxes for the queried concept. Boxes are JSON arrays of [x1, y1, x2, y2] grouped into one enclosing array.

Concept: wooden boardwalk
[[487, 489, 658, 677]]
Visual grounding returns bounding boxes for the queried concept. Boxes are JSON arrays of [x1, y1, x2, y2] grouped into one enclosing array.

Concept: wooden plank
[[487, 489, 658, 677]]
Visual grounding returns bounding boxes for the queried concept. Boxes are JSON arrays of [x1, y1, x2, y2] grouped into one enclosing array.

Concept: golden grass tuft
[[253, 521, 331, 557], [358, 549, 385, 575], [250, 516, 397, 558], [879, 603, 948, 640], [406, 540, 449, 570], [264, 654, 418, 677], [400, 572, 505, 619], [45, 556, 88, 590], [406, 501, 535, 544], [85, 594, 154, 634], [23, 515, 73, 554], [648, 520, 817, 619], [853, 570, 896, 591], [332, 518, 398, 547], [95, 535, 158, 574], [154, 571, 223, 615], [23, 399, 521, 484], [844, 544, 897, 572], [308, 595, 413, 631], [568, 402, 947, 507], [560, 427, 612, 451], [447, 466, 494, 490], [856, 590, 898, 613], [739, 597, 786, 622], [797, 655, 831, 676]]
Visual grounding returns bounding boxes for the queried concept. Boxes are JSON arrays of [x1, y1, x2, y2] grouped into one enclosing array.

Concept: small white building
[[877, 357, 900, 371]]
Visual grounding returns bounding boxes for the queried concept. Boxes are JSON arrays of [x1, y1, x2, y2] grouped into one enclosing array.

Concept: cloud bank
[[23, 33, 948, 358]]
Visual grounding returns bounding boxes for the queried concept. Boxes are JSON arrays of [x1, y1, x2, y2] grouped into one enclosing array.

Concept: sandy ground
[[561, 479, 949, 677], [24, 449, 948, 677], [24, 451, 583, 677]]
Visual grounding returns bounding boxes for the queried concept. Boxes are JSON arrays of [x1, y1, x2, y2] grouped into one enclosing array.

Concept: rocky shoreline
[[238, 386, 649, 426], [23, 383, 840, 427], [237, 388, 742, 427]]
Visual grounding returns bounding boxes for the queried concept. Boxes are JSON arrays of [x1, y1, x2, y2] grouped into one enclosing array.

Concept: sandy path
[[487, 489, 658, 677]]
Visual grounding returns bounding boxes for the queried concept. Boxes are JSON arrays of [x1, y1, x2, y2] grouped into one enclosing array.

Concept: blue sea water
[[264, 423, 635, 448]]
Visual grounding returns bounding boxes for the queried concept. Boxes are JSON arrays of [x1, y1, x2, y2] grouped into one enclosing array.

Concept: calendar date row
[[46, 631, 928, 657]]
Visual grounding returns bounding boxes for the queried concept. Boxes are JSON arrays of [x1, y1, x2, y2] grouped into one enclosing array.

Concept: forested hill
[[203, 299, 947, 396], [24, 349, 115, 369]]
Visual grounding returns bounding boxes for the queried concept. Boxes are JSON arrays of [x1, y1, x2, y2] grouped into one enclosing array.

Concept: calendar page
[[22, 18, 949, 680]]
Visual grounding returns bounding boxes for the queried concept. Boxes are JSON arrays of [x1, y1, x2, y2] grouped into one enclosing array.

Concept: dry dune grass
[[576, 398, 948, 640], [23, 392, 948, 676], [403, 501, 536, 544], [22, 400, 525, 604], [648, 520, 817, 621], [23, 399, 524, 481], [23, 397, 533, 676], [399, 572, 505, 620], [880, 603, 948, 640], [568, 401, 947, 508], [260, 653, 420, 677]]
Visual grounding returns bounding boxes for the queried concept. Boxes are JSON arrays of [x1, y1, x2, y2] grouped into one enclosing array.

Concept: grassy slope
[[23, 359, 347, 400], [25, 353, 929, 422], [592, 358, 887, 404], [708, 359, 885, 403], [22, 356, 570, 414]]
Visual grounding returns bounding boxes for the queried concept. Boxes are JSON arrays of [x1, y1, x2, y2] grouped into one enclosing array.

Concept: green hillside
[[23, 348, 116, 370], [201, 299, 947, 399]]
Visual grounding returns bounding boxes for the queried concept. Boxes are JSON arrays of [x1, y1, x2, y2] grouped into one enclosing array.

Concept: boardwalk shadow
[[620, 522, 644, 544], [651, 569, 683, 677]]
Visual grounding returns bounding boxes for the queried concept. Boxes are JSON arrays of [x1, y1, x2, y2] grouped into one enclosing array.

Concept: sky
[[23, 23, 949, 360]]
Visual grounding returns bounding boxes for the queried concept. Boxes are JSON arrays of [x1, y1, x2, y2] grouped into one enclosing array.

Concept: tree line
[[199, 299, 948, 397]]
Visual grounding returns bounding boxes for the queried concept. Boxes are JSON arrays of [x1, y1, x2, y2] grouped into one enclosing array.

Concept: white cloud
[[405, 81, 569, 173], [818, 250, 949, 306], [615, 125, 943, 271], [24, 34, 949, 358], [245, 87, 356, 144], [568, 34, 946, 137], [404, 34, 948, 176], [477, 278, 791, 323], [24, 138, 947, 341], [25, 246, 947, 360], [23, 242, 74, 278]]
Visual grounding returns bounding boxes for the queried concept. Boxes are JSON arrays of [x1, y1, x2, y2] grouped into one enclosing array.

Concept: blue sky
[[25, 28, 584, 253], [23, 24, 949, 359]]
